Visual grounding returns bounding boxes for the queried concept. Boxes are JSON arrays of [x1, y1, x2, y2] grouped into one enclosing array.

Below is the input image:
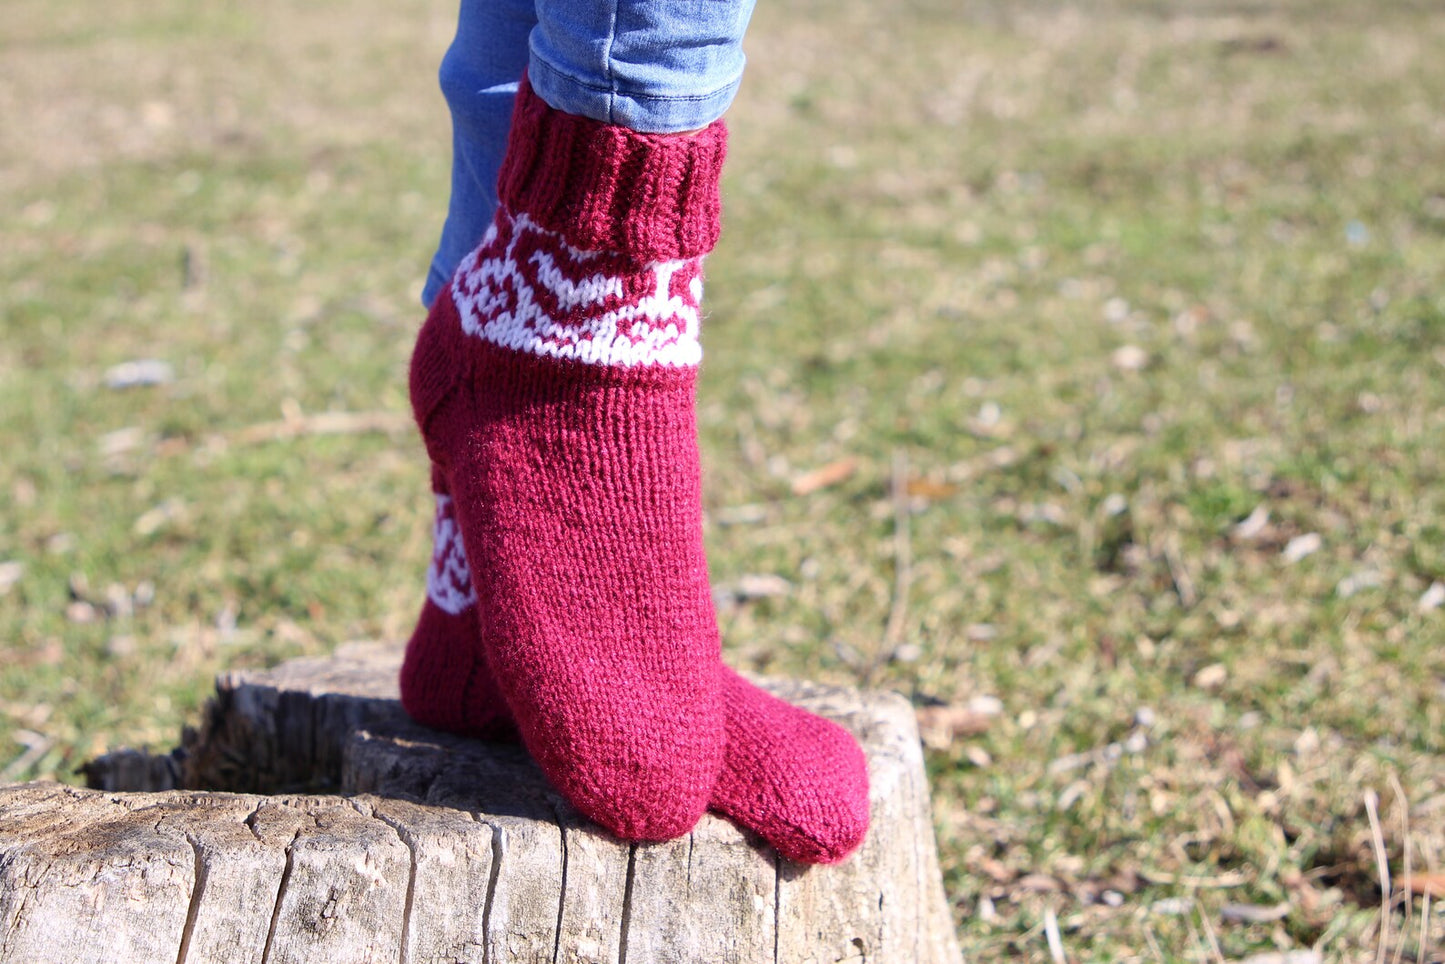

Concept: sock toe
[[712, 669, 871, 863]]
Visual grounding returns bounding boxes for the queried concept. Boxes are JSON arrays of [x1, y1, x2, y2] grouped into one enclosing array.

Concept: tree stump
[[1, 644, 962, 964]]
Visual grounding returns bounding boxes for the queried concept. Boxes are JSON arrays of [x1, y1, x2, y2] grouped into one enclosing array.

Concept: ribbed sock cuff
[[497, 74, 727, 264]]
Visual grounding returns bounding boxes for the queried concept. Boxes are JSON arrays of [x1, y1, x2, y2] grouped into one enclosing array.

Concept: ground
[[1, 0, 1443, 960]]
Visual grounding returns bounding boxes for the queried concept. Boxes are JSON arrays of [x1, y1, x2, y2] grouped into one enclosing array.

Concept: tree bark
[[3, 644, 962, 964]]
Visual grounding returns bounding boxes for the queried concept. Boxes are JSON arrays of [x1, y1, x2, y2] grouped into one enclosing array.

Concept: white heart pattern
[[451, 211, 704, 368]]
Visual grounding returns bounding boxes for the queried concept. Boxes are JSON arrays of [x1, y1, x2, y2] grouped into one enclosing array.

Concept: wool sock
[[711, 671, 870, 863], [401, 76, 869, 859], [397, 465, 514, 741], [401, 498, 870, 861], [408, 77, 728, 841]]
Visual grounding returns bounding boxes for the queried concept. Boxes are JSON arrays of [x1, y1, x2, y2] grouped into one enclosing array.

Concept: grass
[[3, 0, 1444, 959]]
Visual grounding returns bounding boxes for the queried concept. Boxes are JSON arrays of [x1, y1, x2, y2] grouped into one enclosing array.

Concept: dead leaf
[[104, 359, 174, 389], [790, 457, 858, 496], [905, 478, 960, 500], [1405, 872, 1445, 897], [1111, 344, 1149, 372], [733, 573, 792, 600], [1231, 504, 1270, 541], [134, 499, 187, 536], [1193, 663, 1228, 690], [1220, 902, 1291, 924], [916, 702, 996, 749], [1281, 532, 1322, 563], [713, 503, 768, 526], [0, 561, 22, 596], [973, 856, 1013, 883], [65, 601, 98, 623], [1014, 873, 1063, 894]]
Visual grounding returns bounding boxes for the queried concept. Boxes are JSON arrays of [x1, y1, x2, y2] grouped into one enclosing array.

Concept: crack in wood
[[772, 850, 782, 964], [259, 830, 301, 964], [476, 818, 503, 964], [0, 850, 25, 961], [15, 654, 960, 963], [173, 832, 207, 964], [616, 843, 638, 964], [550, 823, 569, 964], [686, 832, 695, 893], [348, 800, 416, 964]]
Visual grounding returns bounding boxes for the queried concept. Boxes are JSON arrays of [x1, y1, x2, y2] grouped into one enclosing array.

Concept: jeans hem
[[527, 54, 742, 133]]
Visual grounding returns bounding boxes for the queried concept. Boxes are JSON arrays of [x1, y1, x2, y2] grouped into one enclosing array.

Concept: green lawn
[[3, 0, 1444, 959]]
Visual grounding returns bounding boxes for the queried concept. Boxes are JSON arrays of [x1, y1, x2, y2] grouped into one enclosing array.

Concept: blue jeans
[[422, 0, 757, 307]]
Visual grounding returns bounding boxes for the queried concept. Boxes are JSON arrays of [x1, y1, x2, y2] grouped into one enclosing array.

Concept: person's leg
[[399, 464, 515, 740], [421, 0, 537, 309], [401, 0, 535, 739], [423, 0, 755, 308], [405, 0, 869, 859], [413, 74, 731, 840], [528, 0, 756, 132]]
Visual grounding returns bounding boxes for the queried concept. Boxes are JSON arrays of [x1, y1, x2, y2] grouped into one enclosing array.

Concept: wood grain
[[3, 644, 963, 963]]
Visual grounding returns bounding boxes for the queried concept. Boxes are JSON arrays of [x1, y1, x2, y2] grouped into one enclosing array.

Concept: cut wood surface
[[1, 643, 963, 964]]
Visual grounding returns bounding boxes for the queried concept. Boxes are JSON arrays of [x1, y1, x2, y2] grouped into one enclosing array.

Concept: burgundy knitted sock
[[401, 77, 868, 859], [408, 78, 728, 841], [711, 670, 870, 863], [401, 505, 870, 861], [397, 465, 513, 741]]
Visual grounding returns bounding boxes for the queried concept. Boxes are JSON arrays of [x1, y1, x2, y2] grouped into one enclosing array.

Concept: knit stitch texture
[[403, 77, 868, 855], [398, 465, 514, 741], [409, 78, 728, 840]]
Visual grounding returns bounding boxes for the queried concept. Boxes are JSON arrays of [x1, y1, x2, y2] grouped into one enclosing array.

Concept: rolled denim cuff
[[527, 52, 745, 134]]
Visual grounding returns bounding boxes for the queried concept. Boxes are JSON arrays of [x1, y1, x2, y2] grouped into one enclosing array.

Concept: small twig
[[234, 410, 413, 445], [1046, 726, 1148, 776], [1197, 904, 1225, 963], [1364, 789, 1391, 964], [0, 731, 54, 782], [1143, 925, 1166, 964], [1162, 534, 1198, 609], [1390, 774, 1412, 964], [1417, 891, 1430, 964], [880, 448, 912, 661], [1184, 907, 1209, 964], [1139, 868, 1251, 889], [1043, 906, 1066, 964], [1220, 902, 1291, 924]]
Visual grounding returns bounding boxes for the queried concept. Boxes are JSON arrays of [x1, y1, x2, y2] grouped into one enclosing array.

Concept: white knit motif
[[451, 214, 703, 368], [426, 494, 477, 615]]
